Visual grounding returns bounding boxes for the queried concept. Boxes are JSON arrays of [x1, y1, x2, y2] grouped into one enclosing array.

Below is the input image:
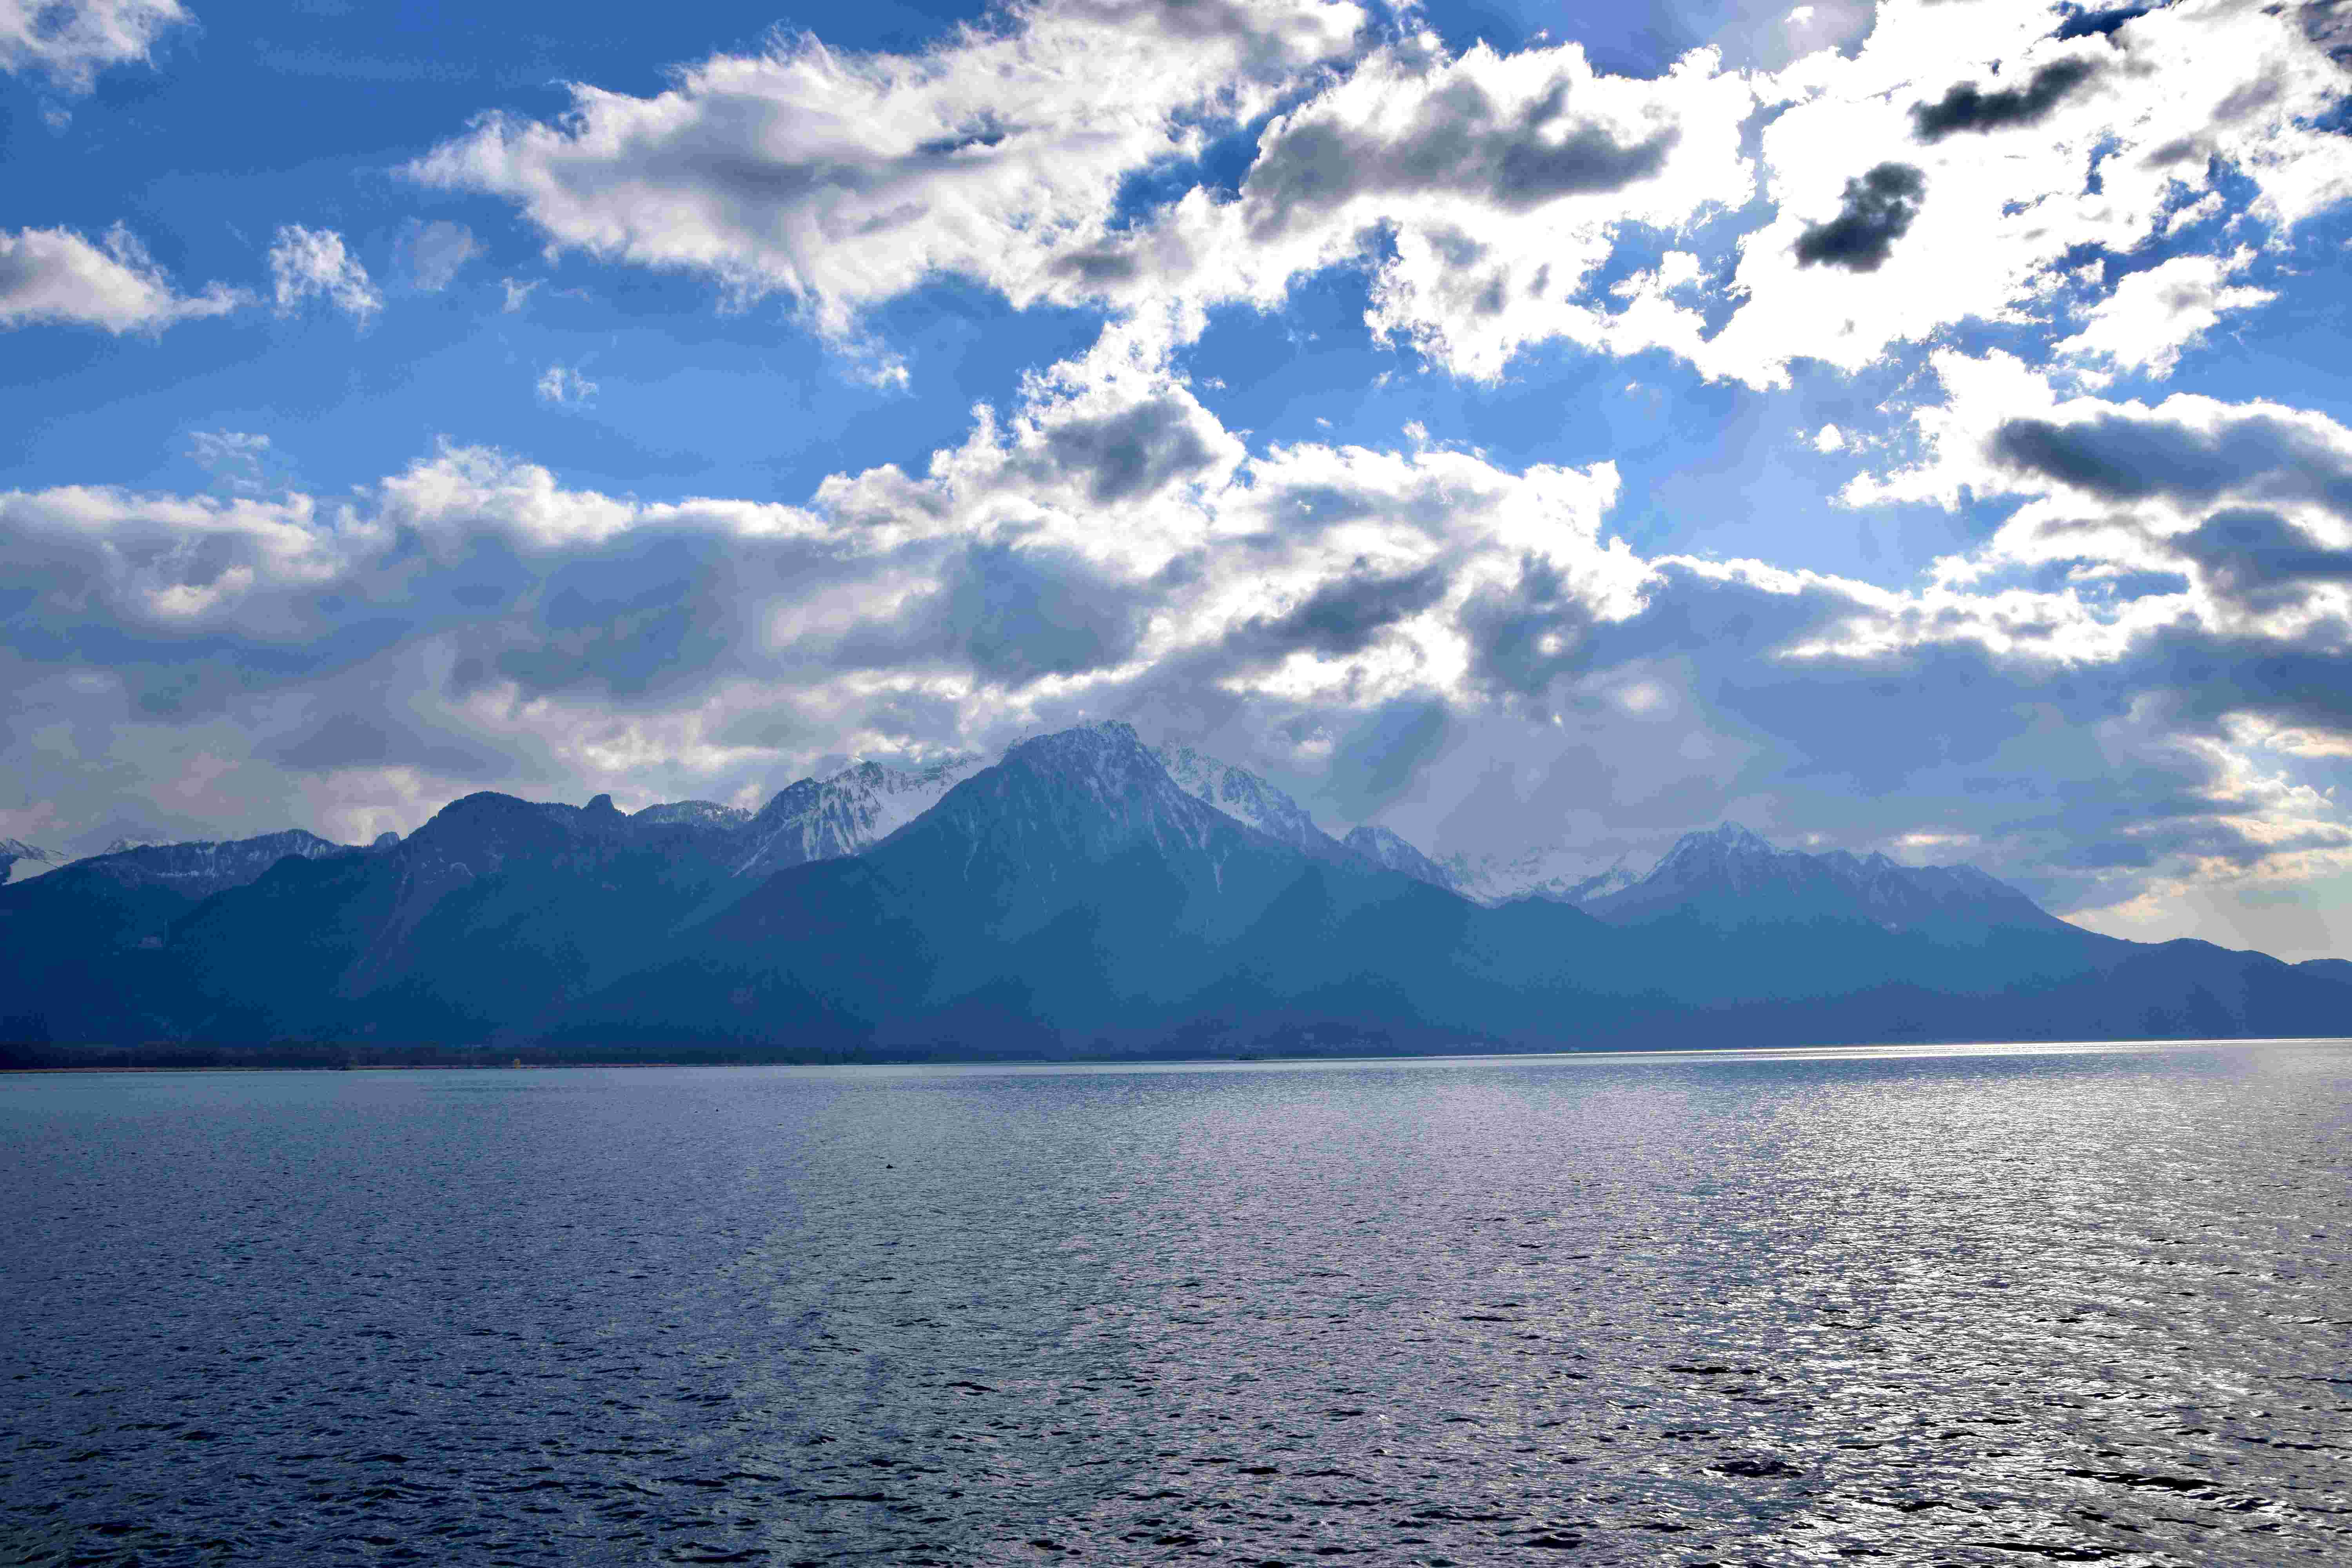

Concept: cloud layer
[[411, 0, 1366, 335], [412, 0, 2350, 389]]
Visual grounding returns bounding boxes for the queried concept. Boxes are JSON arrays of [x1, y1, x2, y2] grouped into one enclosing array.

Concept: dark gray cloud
[[2134, 628, 2352, 739], [2173, 507, 2352, 611], [1990, 412, 2352, 512], [481, 534, 739, 702], [2053, 5, 2155, 40], [944, 541, 1145, 685], [1793, 163, 1926, 272], [1037, 395, 1221, 504], [1912, 59, 2101, 141], [1243, 74, 1677, 236], [265, 712, 503, 779], [1458, 557, 1599, 701], [1047, 245, 1143, 286], [2307, 0, 2352, 67], [2, 612, 415, 720], [1224, 561, 1451, 662]]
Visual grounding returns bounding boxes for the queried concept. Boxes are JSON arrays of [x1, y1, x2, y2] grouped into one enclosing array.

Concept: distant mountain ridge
[[4, 721, 2348, 1060], [1441, 846, 1643, 908], [1579, 822, 2080, 936]]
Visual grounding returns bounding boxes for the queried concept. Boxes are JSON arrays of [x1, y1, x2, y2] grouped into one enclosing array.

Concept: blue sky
[[6, 0, 2352, 957]]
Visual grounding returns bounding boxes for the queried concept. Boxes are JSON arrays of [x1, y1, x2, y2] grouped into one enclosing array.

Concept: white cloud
[[1050, 36, 1756, 380], [405, 0, 2352, 397], [1671, 0, 2352, 387], [535, 363, 598, 405], [410, 0, 1366, 336], [1812, 424, 1844, 452], [397, 219, 481, 292], [187, 429, 273, 494], [0, 0, 189, 92], [267, 224, 381, 322], [2056, 249, 2278, 386], [0, 223, 245, 333], [499, 276, 540, 312]]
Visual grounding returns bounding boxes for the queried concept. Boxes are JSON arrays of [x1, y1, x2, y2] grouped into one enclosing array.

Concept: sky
[[4, 0, 2352, 957]]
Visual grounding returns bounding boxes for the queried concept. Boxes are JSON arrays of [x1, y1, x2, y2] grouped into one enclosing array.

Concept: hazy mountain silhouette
[[1581, 822, 2082, 936], [4, 722, 2348, 1061]]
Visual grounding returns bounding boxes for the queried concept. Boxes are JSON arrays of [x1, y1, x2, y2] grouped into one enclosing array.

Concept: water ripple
[[2, 1042, 2347, 1564]]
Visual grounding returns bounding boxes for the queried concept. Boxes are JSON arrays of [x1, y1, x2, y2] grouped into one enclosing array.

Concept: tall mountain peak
[[1004, 719, 1150, 772], [862, 721, 1269, 931]]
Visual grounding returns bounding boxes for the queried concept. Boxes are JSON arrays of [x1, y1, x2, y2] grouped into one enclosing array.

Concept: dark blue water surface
[[4, 1042, 2348, 1566]]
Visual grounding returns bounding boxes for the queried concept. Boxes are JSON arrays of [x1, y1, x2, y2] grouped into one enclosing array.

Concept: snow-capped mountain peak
[[885, 720, 1266, 883], [1653, 820, 1779, 871]]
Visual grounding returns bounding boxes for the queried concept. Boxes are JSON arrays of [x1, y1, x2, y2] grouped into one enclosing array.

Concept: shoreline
[[5, 1035, 2344, 1078]]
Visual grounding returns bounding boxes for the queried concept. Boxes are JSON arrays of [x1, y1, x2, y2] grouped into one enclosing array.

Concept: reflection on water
[[4, 1042, 2347, 1564]]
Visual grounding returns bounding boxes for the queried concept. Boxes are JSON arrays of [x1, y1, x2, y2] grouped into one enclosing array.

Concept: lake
[[4, 1042, 2348, 1564]]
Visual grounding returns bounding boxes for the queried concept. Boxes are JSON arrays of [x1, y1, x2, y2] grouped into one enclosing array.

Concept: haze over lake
[[6, 1041, 2347, 1564]]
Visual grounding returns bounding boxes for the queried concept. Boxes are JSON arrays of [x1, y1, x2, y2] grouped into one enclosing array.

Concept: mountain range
[[4, 720, 2347, 1065]]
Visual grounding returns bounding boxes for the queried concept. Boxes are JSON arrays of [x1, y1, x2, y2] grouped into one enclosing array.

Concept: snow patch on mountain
[[1441, 846, 1649, 907], [67, 830, 350, 898], [733, 754, 982, 881], [0, 838, 58, 886], [1343, 825, 1458, 890], [633, 800, 752, 830], [1152, 743, 1341, 855]]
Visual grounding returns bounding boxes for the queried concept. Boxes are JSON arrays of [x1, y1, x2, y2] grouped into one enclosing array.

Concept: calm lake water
[[4, 1042, 2348, 1566]]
